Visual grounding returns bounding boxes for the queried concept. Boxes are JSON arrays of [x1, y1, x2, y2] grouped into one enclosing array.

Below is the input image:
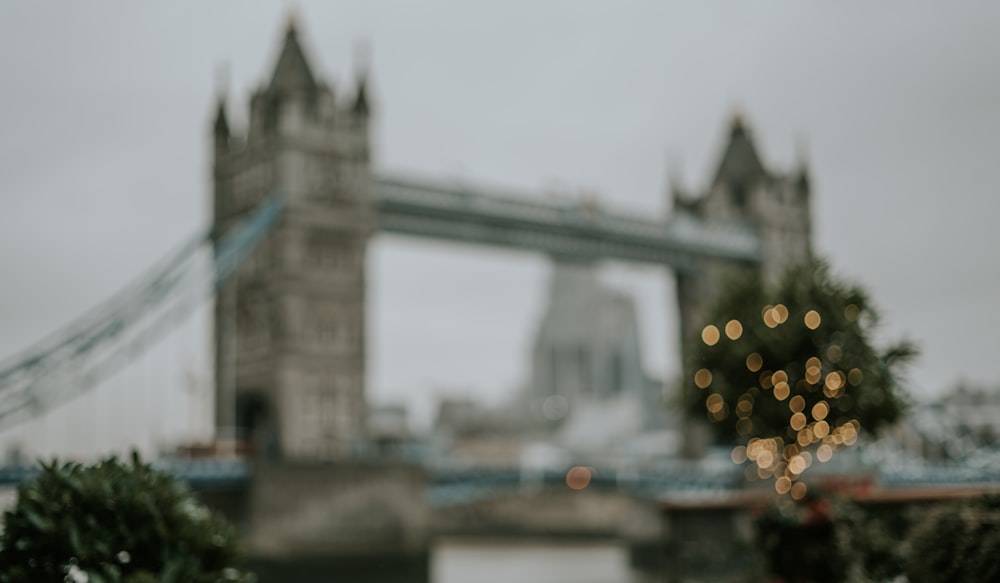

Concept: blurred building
[[528, 261, 670, 440], [886, 383, 1000, 461], [432, 261, 677, 466]]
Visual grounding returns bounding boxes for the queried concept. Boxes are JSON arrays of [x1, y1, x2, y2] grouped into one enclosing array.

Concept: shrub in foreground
[[0, 454, 251, 583]]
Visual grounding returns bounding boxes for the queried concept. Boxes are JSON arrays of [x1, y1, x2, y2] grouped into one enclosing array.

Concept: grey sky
[[1, 2, 998, 449]]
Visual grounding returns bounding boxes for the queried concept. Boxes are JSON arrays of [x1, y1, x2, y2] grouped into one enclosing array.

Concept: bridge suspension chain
[[0, 196, 284, 430]]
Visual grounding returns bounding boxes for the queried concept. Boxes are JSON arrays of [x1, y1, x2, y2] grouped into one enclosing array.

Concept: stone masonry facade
[[212, 21, 373, 460]]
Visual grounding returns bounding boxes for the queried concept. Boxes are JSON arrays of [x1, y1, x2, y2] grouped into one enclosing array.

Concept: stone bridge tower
[[212, 20, 373, 459], [674, 115, 812, 455]]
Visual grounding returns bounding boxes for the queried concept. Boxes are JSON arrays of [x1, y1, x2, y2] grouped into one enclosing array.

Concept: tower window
[[731, 184, 747, 210]]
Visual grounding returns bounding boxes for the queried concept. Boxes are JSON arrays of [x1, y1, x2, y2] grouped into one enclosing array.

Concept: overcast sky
[[1, 2, 998, 454]]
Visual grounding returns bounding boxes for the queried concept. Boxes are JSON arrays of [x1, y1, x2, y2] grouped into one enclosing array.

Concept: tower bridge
[[0, 17, 818, 579], [0, 19, 810, 459]]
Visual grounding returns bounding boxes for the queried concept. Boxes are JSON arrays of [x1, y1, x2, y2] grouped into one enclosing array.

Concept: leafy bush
[[0, 454, 251, 583], [906, 494, 1000, 583], [756, 492, 911, 583]]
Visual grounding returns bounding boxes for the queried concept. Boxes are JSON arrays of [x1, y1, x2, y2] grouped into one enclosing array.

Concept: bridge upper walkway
[[375, 175, 759, 271]]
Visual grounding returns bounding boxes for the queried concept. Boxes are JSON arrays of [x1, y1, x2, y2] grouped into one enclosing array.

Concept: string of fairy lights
[[695, 303, 867, 500]]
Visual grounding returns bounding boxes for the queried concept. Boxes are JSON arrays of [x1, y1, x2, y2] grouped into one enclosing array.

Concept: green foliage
[[0, 453, 251, 583], [756, 492, 911, 583], [756, 494, 845, 583], [906, 494, 1000, 583], [686, 259, 916, 447]]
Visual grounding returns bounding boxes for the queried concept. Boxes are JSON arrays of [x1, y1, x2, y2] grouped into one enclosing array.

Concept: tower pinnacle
[[269, 15, 316, 95]]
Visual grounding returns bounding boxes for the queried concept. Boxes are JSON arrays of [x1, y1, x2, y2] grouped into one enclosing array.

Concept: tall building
[[528, 261, 662, 431], [212, 20, 372, 460]]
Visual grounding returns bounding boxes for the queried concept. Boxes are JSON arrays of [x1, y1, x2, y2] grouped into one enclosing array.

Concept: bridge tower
[[212, 20, 373, 459], [674, 114, 812, 455]]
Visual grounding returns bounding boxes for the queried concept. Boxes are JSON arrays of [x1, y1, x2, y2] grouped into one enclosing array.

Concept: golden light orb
[[566, 466, 592, 490], [706, 393, 724, 413], [790, 482, 808, 500], [694, 368, 713, 389], [848, 368, 864, 386], [788, 455, 807, 475], [701, 325, 720, 346], [797, 427, 814, 446], [789, 395, 806, 413], [790, 412, 807, 431], [762, 306, 778, 328], [773, 304, 789, 323], [746, 352, 763, 372], [774, 382, 790, 401], [813, 420, 830, 439], [804, 310, 822, 330], [725, 319, 743, 340], [817, 444, 833, 462], [731, 446, 748, 464], [775, 476, 792, 494]]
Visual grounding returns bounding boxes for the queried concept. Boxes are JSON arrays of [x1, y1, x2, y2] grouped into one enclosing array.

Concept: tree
[[686, 259, 916, 494], [0, 454, 251, 583]]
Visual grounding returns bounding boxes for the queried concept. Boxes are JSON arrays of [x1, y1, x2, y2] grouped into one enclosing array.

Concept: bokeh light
[[790, 412, 807, 431], [565, 466, 592, 490], [775, 476, 791, 494], [725, 319, 743, 340], [746, 352, 763, 372], [694, 368, 713, 389], [804, 310, 821, 329], [817, 444, 833, 462], [701, 325, 720, 346]]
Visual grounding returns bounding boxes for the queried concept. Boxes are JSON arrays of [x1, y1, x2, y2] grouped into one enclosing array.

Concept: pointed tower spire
[[269, 14, 317, 95], [213, 96, 230, 153], [712, 110, 765, 187], [351, 39, 372, 117], [352, 76, 370, 117]]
